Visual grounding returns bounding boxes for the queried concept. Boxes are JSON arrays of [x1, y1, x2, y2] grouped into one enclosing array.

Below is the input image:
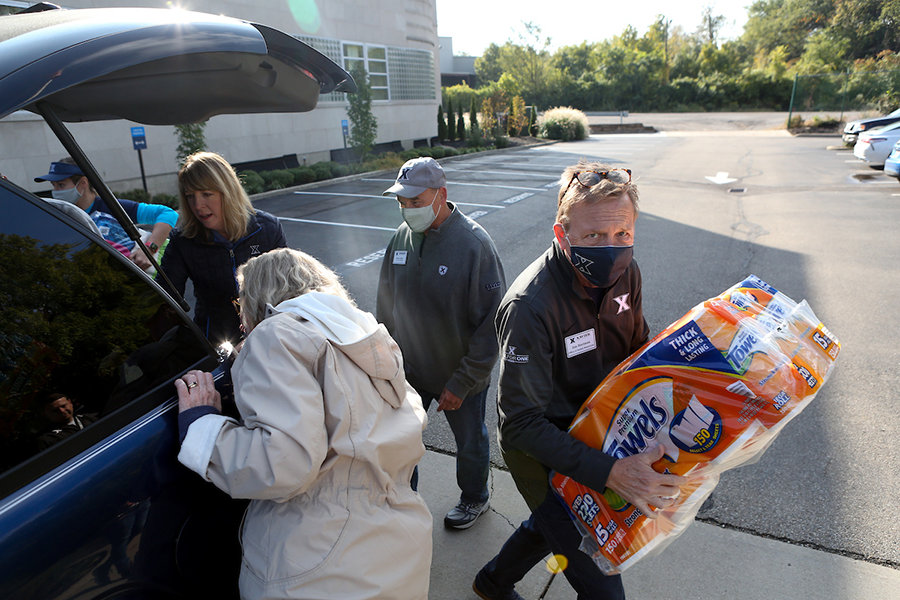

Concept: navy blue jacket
[[159, 210, 287, 344]]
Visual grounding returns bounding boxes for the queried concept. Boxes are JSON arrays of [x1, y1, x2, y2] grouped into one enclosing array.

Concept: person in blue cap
[[34, 157, 177, 271]]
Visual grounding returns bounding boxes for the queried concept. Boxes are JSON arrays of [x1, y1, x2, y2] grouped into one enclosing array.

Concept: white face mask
[[399, 189, 440, 233], [51, 183, 82, 204]]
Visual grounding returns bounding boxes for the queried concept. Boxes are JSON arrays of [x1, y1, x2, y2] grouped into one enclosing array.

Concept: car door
[[0, 179, 244, 599]]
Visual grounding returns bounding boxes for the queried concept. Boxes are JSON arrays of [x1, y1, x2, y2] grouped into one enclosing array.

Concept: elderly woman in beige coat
[[175, 248, 432, 600]]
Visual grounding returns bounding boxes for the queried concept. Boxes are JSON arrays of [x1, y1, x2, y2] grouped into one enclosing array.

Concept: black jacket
[[496, 240, 650, 493], [159, 210, 287, 345]]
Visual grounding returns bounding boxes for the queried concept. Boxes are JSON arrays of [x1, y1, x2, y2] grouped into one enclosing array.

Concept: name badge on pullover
[[393, 250, 408, 265], [565, 329, 597, 358]]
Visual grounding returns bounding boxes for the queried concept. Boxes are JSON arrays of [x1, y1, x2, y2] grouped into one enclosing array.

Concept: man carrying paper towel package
[[472, 161, 688, 600]]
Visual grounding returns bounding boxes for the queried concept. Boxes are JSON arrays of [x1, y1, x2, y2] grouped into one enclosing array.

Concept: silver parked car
[[852, 120, 900, 169], [842, 107, 900, 145]]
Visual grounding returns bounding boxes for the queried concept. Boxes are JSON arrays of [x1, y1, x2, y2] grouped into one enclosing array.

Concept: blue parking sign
[[131, 126, 147, 150]]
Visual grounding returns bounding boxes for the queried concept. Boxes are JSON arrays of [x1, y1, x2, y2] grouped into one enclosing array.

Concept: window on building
[[342, 43, 389, 101], [296, 35, 434, 104], [387, 47, 436, 101]]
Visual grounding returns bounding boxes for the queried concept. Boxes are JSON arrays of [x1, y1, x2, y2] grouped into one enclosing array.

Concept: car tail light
[[866, 137, 886, 143]]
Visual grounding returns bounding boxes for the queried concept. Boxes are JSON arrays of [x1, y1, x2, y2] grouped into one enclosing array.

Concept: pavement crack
[[696, 516, 900, 570], [730, 194, 769, 272]]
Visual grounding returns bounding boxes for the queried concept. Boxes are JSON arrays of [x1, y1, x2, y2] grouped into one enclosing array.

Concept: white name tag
[[392, 250, 408, 265], [565, 329, 597, 358]]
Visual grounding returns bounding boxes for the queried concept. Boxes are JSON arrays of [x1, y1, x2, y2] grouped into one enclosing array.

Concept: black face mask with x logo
[[567, 242, 634, 288]]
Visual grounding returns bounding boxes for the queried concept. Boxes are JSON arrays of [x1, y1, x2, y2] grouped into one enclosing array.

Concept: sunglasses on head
[[561, 168, 632, 199], [231, 297, 241, 316]]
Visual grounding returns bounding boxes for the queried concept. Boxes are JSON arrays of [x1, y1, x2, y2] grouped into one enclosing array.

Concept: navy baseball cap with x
[[34, 161, 83, 183], [383, 157, 446, 198]]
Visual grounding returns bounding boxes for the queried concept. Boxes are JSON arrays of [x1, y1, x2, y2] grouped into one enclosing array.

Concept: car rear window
[[0, 184, 210, 480]]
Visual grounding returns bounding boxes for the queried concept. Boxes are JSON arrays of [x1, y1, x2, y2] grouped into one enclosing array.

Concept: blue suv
[[0, 5, 353, 598]]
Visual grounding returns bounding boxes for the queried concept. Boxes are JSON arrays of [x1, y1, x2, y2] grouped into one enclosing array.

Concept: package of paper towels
[[550, 275, 840, 575]]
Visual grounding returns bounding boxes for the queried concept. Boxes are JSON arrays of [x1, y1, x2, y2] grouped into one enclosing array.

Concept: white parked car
[[843, 108, 900, 145], [853, 120, 900, 168]]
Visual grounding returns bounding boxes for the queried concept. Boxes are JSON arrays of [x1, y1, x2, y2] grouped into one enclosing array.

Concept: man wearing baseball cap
[[377, 157, 506, 529], [34, 158, 177, 271]]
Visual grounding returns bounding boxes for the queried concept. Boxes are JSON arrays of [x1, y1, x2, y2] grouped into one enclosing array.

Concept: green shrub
[[116, 188, 151, 203], [430, 146, 446, 159], [443, 146, 459, 157], [536, 107, 589, 141], [494, 136, 510, 148], [810, 116, 839, 128], [415, 147, 433, 158], [239, 170, 265, 195], [325, 161, 350, 177], [786, 114, 803, 129], [467, 125, 486, 147], [400, 149, 419, 161], [259, 169, 294, 190], [289, 166, 316, 184], [152, 193, 179, 209], [447, 98, 457, 142], [437, 104, 447, 141], [364, 152, 406, 172], [311, 162, 333, 181]]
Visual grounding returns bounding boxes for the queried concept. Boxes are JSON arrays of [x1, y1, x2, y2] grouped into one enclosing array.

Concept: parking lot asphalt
[[419, 450, 900, 600], [248, 115, 900, 596]]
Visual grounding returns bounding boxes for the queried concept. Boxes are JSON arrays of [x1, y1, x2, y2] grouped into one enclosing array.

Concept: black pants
[[479, 446, 625, 600]]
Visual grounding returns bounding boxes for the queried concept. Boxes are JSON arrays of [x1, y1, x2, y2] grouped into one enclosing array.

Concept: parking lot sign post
[[131, 126, 148, 195], [341, 119, 349, 149]]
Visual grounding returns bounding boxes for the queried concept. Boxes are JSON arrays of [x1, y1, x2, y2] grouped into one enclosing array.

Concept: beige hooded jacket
[[178, 292, 432, 600]]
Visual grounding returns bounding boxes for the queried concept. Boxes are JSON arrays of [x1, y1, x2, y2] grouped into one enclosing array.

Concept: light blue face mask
[[399, 189, 440, 233], [51, 184, 82, 204]]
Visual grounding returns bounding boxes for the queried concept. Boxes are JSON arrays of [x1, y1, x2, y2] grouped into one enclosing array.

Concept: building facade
[[0, 0, 441, 194], [439, 36, 477, 88]]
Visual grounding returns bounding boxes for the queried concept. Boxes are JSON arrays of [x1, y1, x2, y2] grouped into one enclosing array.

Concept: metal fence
[[787, 69, 900, 124]]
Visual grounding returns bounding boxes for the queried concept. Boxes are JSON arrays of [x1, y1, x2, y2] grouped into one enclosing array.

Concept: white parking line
[[293, 191, 382, 198], [277, 216, 396, 231], [361, 177, 544, 191], [293, 190, 510, 206], [441, 168, 561, 179], [453, 160, 565, 171]]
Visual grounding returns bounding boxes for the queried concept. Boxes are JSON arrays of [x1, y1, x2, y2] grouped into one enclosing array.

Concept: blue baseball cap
[[34, 161, 83, 183]]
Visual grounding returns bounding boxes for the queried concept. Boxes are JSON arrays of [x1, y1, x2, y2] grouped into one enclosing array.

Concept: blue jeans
[[480, 446, 625, 600], [413, 386, 490, 504]]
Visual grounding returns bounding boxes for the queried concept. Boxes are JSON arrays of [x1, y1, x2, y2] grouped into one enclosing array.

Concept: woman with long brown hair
[[160, 151, 287, 345]]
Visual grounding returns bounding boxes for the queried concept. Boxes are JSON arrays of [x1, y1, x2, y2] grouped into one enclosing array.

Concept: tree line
[[443, 0, 900, 115]]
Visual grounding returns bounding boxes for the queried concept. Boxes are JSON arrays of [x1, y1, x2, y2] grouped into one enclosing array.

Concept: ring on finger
[[187, 381, 199, 389]]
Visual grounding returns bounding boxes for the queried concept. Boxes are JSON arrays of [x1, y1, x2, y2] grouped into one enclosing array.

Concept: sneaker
[[443, 499, 489, 529], [472, 568, 524, 600]]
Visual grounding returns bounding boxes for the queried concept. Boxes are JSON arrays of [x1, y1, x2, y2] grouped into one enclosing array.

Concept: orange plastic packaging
[[550, 275, 840, 575]]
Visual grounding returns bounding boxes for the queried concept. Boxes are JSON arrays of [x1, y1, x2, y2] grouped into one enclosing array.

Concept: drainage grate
[[727, 188, 746, 193]]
